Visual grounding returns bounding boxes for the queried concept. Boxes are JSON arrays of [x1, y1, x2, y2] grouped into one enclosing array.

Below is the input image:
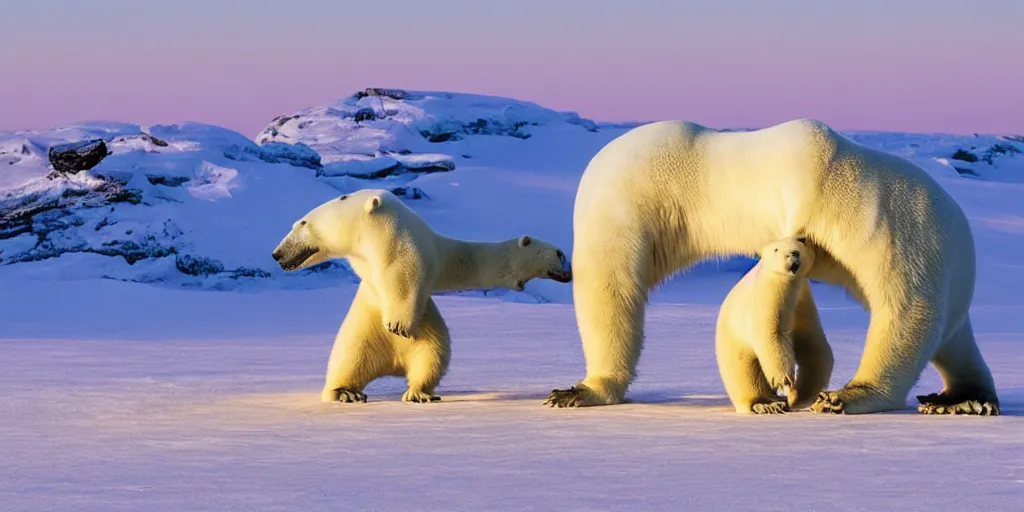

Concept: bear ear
[[518, 235, 532, 247], [364, 195, 383, 213]]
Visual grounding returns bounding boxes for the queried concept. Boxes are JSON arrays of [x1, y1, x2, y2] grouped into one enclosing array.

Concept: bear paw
[[751, 400, 790, 415], [809, 391, 846, 414], [542, 386, 589, 408], [325, 388, 367, 403], [402, 390, 441, 403], [916, 392, 1000, 416]]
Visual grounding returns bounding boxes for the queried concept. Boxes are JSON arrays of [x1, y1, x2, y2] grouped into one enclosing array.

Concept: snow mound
[[0, 122, 359, 290], [843, 131, 1024, 182], [255, 88, 598, 178]]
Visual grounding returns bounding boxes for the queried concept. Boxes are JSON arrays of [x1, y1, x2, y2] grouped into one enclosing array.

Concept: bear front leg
[[379, 264, 430, 339], [322, 283, 395, 403], [398, 298, 451, 404], [748, 328, 796, 398], [716, 327, 790, 415], [810, 296, 937, 415]]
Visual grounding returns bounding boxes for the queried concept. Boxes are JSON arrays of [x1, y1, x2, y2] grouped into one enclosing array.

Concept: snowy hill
[[255, 88, 597, 182], [2, 88, 1023, 304]]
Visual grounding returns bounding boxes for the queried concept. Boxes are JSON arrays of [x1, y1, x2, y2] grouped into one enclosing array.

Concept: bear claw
[[751, 400, 790, 415], [333, 389, 367, 403], [809, 391, 846, 414], [402, 390, 441, 403], [916, 393, 1000, 416], [543, 387, 583, 408], [385, 322, 411, 338]]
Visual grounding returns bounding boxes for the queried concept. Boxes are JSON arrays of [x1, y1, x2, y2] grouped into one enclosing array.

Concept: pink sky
[[3, 1, 1022, 136]]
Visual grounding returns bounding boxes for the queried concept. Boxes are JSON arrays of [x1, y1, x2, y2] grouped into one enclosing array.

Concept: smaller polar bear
[[715, 237, 834, 414], [271, 189, 572, 404]]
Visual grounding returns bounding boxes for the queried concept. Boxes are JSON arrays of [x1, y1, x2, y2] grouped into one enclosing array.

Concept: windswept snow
[[0, 275, 1022, 511]]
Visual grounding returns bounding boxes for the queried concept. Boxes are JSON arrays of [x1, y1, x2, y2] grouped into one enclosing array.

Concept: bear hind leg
[[789, 283, 834, 410], [917, 316, 1000, 416], [400, 298, 451, 404]]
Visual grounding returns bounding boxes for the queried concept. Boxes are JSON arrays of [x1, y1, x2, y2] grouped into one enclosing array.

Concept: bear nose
[[789, 250, 800, 258], [272, 249, 283, 261]]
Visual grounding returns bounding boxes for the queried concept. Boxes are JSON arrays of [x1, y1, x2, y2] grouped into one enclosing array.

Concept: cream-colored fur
[[272, 189, 572, 403], [715, 238, 833, 414], [545, 119, 999, 415]]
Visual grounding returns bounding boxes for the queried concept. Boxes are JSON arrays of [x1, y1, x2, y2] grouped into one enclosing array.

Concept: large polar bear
[[715, 237, 833, 414], [272, 189, 572, 403], [544, 119, 1000, 416]]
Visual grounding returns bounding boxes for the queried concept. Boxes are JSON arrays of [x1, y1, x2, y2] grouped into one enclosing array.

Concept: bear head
[[272, 189, 396, 272], [759, 237, 815, 278], [508, 235, 573, 291]]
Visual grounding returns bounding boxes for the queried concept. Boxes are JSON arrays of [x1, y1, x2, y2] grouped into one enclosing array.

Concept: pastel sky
[[3, 0, 1022, 136]]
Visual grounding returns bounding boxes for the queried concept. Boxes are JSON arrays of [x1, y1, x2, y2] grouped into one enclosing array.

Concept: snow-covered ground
[[1, 89, 1023, 510]]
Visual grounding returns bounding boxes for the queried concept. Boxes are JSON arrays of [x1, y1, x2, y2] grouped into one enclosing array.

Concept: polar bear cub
[[715, 237, 834, 414], [272, 189, 572, 403]]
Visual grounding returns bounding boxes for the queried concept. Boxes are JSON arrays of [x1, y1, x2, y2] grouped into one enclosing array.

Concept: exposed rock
[[0, 176, 141, 242], [48, 139, 111, 174], [981, 143, 1021, 165], [175, 254, 225, 276], [111, 133, 169, 148], [318, 153, 454, 179], [390, 186, 430, 200], [253, 142, 322, 169], [146, 175, 190, 187], [353, 108, 377, 123], [353, 88, 419, 101], [951, 149, 979, 163], [420, 117, 538, 142]]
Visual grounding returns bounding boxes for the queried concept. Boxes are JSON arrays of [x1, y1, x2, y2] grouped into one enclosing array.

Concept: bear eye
[[339, 195, 348, 201], [300, 220, 307, 226], [796, 237, 807, 244], [774, 248, 778, 253]]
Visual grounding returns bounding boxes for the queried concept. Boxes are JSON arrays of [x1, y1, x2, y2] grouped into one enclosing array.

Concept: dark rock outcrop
[[353, 88, 419, 101], [48, 139, 111, 174], [390, 186, 430, 200]]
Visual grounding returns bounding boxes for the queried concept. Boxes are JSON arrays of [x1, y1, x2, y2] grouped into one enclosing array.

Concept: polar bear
[[715, 237, 833, 414], [544, 119, 999, 416], [272, 188, 572, 403]]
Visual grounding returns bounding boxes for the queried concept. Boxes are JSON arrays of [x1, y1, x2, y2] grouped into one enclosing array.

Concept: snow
[[1, 276, 1022, 511], [1, 89, 1023, 510]]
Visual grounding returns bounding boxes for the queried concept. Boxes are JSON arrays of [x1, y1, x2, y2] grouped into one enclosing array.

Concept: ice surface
[[0, 275, 1021, 511]]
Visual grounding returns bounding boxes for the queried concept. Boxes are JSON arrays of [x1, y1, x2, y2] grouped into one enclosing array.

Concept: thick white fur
[[272, 189, 571, 403], [716, 237, 833, 414], [556, 119, 997, 414]]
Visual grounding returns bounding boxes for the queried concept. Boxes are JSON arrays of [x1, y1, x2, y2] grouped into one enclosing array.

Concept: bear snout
[[273, 243, 321, 271], [547, 263, 573, 283], [786, 255, 801, 274]]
